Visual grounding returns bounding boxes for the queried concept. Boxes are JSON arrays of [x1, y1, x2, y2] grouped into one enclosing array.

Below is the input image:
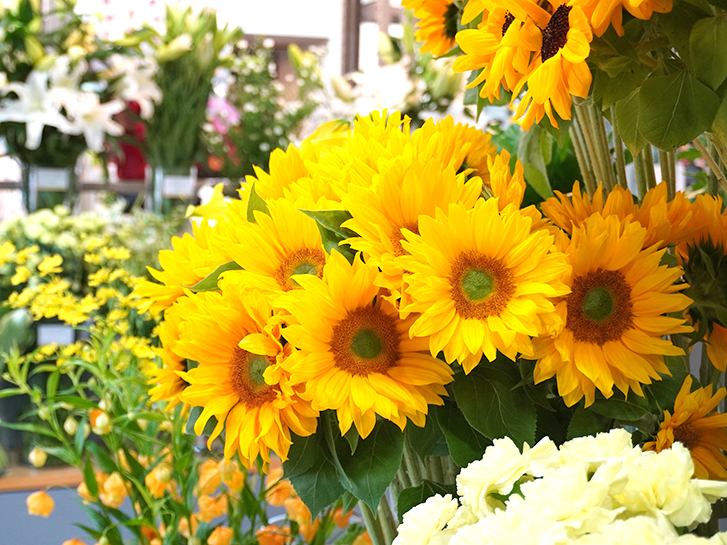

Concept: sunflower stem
[[424, 456, 445, 484], [643, 146, 658, 191], [377, 493, 399, 545], [658, 149, 676, 201], [443, 456, 459, 485], [569, 117, 597, 195], [395, 465, 412, 490], [402, 437, 424, 487], [633, 149, 649, 199], [360, 501, 387, 545], [610, 105, 629, 190], [709, 132, 727, 173], [590, 103, 616, 193], [693, 137, 727, 194], [575, 101, 607, 194]]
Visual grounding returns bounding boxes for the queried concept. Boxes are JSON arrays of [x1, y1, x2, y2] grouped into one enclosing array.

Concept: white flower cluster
[[0, 53, 160, 152], [394, 430, 727, 545]]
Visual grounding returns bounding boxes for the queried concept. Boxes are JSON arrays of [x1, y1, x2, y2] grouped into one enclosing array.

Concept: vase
[[22, 164, 78, 213], [148, 166, 198, 214]]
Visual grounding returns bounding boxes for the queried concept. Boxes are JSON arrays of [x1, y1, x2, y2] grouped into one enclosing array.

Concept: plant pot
[[148, 166, 198, 214]]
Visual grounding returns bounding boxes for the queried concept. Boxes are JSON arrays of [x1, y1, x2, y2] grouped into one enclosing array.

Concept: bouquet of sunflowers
[[131, 0, 727, 543]]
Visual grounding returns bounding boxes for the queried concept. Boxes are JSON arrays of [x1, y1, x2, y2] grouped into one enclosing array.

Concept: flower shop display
[[140, 5, 241, 212], [0, 0, 161, 211], [1, 244, 365, 545]]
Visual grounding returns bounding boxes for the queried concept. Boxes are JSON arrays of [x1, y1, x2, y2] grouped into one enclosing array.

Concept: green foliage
[[301, 209, 357, 262], [690, 15, 727, 91], [432, 401, 490, 467], [186, 261, 243, 292], [516, 124, 554, 199], [397, 481, 456, 523]]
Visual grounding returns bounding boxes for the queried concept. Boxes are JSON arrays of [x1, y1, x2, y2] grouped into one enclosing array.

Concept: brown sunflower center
[[273, 247, 327, 291], [444, 1, 460, 40], [566, 268, 633, 345], [450, 251, 515, 320], [502, 12, 515, 37], [541, 5, 571, 62], [391, 223, 419, 257], [673, 423, 700, 451], [228, 347, 277, 407], [330, 306, 400, 376]]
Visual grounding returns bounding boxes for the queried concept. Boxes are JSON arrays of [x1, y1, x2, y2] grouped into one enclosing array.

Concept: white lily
[[106, 54, 161, 119], [64, 91, 124, 152], [0, 71, 75, 150], [49, 55, 88, 90]]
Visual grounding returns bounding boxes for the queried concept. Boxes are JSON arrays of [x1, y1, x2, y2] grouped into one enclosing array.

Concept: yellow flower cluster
[[405, 0, 672, 129], [136, 111, 727, 471]]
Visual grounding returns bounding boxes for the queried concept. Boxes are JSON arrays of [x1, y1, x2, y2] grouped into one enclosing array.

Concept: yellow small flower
[[84, 253, 102, 265], [100, 247, 131, 261], [0, 240, 15, 266], [15, 245, 39, 264], [11, 266, 32, 285], [27, 490, 54, 517], [38, 254, 63, 277]]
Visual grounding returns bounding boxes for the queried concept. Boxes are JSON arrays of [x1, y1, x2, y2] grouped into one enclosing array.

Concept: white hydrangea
[[573, 515, 678, 545], [559, 428, 637, 471], [393, 494, 458, 545]]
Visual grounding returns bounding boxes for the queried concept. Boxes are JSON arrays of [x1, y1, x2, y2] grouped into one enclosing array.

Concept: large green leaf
[[452, 361, 537, 447], [397, 481, 457, 523], [432, 401, 490, 467], [566, 407, 611, 440], [186, 261, 242, 292], [289, 454, 346, 517], [337, 420, 404, 510], [659, 3, 711, 67], [517, 123, 553, 199], [407, 415, 448, 458], [587, 392, 651, 422], [690, 15, 727, 90], [283, 433, 321, 479], [592, 63, 650, 110], [638, 69, 720, 151], [615, 89, 646, 154]]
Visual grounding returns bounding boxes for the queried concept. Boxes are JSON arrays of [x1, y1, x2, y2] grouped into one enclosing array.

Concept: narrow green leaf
[[53, 395, 97, 409], [638, 69, 720, 151], [86, 442, 118, 474], [46, 370, 60, 399], [42, 445, 78, 465], [247, 182, 270, 222], [452, 361, 537, 447], [1, 422, 57, 438], [83, 457, 98, 497], [690, 15, 727, 90], [517, 124, 554, 199], [432, 402, 490, 467], [74, 415, 86, 455], [185, 261, 242, 292], [397, 481, 457, 523], [615, 89, 646, 154], [337, 420, 404, 510]]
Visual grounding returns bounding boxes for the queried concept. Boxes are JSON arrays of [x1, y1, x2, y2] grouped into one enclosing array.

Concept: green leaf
[[1, 421, 57, 438], [593, 63, 650, 110], [690, 15, 727, 90], [432, 401, 490, 467], [588, 392, 651, 422], [74, 415, 86, 455], [566, 407, 611, 440], [185, 261, 242, 292], [83, 456, 98, 497], [343, 425, 359, 455], [246, 182, 270, 222], [659, 4, 711, 67], [53, 395, 97, 409], [517, 124, 554, 199], [647, 360, 692, 413], [300, 210, 357, 240], [289, 454, 346, 517], [342, 490, 359, 514], [337, 420, 404, 510], [184, 405, 218, 435], [713, 88, 727, 140], [638, 69, 720, 151], [86, 442, 117, 474], [452, 360, 538, 447], [41, 445, 78, 465], [397, 481, 457, 523], [284, 433, 321, 479], [0, 308, 34, 355], [406, 415, 448, 458], [615, 89, 646, 154]]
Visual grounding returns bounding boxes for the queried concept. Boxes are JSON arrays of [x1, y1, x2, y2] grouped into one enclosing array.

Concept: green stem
[[377, 494, 399, 545], [569, 118, 597, 195], [658, 149, 676, 200], [590, 104, 616, 192], [424, 456, 445, 484], [360, 501, 387, 545], [610, 105, 629, 190], [643, 146, 657, 191], [633, 149, 649, 199], [402, 438, 424, 487], [575, 102, 606, 193], [396, 465, 412, 490], [443, 456, 459, 485], [693, 138, 727, 194], [709, 132, 727, 170]]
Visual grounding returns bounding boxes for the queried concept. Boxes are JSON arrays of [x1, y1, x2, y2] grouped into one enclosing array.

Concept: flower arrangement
[[395, 429, 727, 544], [1, 244, 365, 545], [0, 0, 161, 167]]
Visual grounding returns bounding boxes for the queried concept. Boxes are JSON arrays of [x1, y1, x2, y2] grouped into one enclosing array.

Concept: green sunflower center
[[351, 328, 384, 359], [249, 355, 271, 386], [582, 288, 614, 322], [293, 262, 319, 276], [444, 2, 460, 40], [274, 247, 327, 291], [462, 269, 495, 302]]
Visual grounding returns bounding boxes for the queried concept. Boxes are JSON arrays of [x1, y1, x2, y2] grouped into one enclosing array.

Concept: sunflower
[[342, 147, 481, 298], [486, 0, 592, 130], [277, 251, 453, 438], [542, 181, 695, 249], [644, 375, 727, 480], [454, 8, 541, 103], [590, 0, 672, 37], [133, 221, 230, 314], [461, 0, 489, 25], [677, 194, 727, 371], [220, 198, 328, 299], [147, 300, 189, 409], [175, 282, 318, 466], [404, 0, 461, 56], [399, 198, 570, 372], [533, 214, 692, 407]]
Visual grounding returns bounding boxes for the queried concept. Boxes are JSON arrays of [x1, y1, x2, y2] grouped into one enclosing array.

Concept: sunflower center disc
[[293, 262, 318, 276], [462, 269, 495, 302], [583, 288, 614, 323], [541, 5, 571, 62], [248, 355, 270, 386], [444, 2, 460, 39], [351, 328, 384, 359], [502, 12, 515, 37]]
